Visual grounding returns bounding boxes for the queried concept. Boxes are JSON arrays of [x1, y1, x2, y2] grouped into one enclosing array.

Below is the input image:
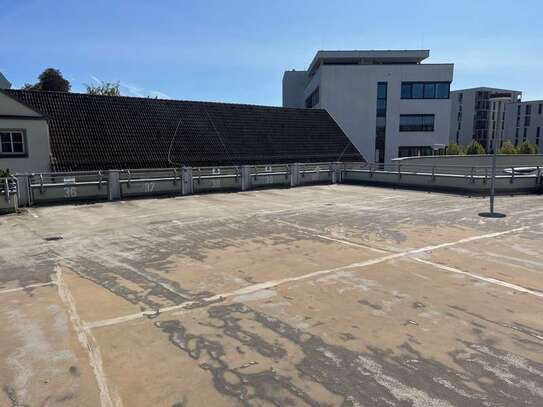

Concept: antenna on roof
[[167, 118, 184, 167]]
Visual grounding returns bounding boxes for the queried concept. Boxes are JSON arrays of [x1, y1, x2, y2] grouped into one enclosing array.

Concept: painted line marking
[[274, 219, 390, 254], [0, 281, 56, 295], [85, 224, 536, 330], [412, 257, 543, 298], [55, 266, 123, 407]]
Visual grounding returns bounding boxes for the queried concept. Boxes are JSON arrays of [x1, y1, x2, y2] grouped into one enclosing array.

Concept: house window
[[526, 104, 532, 115], [525, 115, 531, 127], [537, 127, 540, 145], [401, 82, 450, 99], [458, 93, 463, 103], [523, 127, 527, 141], [398, 146, 433, 158], [305, 87, 320, 108], [0, 131, 25, 155], [375, 82, 388, 163], [399, 114, 435, 132], [539, 104, 542, 114]]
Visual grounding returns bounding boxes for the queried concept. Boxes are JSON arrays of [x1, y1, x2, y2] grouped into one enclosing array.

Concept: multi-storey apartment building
[[283, 50, 454, 163], [504, 100, 543, 148], [449, 87, 522, 151]]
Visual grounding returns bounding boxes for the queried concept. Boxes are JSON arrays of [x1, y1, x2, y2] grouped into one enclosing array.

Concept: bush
[[0, 169, 10, 178], [499, 141, 517, 154], [465, 140, 486, 155], [517, 141, 539, 154], [446, 143, 465, 155]]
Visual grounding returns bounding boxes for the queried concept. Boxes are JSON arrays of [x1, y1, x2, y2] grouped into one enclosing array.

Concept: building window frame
[[399, 114, 435, 132], [0, 129, 27, 157], [401, 82, 450, 100]]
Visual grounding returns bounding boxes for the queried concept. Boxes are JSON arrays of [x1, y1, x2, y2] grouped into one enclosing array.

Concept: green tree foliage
[[499, 140, 517, 154], [22, 68, 71, 92], [465, 140, 486, 155], [0, 169, 11, 178], [446, 143, 465, 155], [517, 141, 539, 154], [86, 81, 121, 96]]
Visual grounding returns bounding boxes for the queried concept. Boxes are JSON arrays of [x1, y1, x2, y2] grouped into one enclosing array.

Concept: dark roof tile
[[3, 90, 363, 171]]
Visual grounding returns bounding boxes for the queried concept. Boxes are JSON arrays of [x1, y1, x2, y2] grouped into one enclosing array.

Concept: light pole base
[[478, 212, 506, 218]]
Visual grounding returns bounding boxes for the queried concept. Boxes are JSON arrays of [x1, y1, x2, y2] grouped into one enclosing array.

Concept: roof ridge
[[3, 89, 322, 112]]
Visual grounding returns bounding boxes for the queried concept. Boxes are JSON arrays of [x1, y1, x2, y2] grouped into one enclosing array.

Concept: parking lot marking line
[[54, 266, 123, 407], [274, 219, 390, 254], [84, 223, 537, 331], [0, 281, 56, 295], [412, 257, 543, 298]]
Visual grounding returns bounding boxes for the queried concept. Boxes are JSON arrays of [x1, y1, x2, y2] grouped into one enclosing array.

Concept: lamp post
[[479, 137, 506, 218]]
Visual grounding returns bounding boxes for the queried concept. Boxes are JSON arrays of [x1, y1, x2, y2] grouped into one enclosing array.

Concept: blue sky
[[1, 0, 542, 104]]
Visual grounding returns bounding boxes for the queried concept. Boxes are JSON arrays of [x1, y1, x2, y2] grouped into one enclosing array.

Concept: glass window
[[458, 93, 463, 103], [377, 83, 387, 99], [525, 116, 531, 127], [539, 104, 542, 114], [401, 83, 412, 99], [0, 131, 25, 155], [526, 104, 532, 115], [412, 83, 424, 99], [435, 83, 449, 99], [1, 133, 12, 153], [399, 115, 435, 132], [423, 83, 435, 99]]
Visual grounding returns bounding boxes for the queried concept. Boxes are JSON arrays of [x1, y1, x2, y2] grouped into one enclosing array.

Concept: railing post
[[470, 167, 475, 184], [241, 165, 252, 191], [397, 164, 401, 179], [510, 167, 515, 184], [432, 166, 436, 182], [182, 166, 193, 195], [108, 170, 121, 201], [330, 162, 338, 184], [290, 163, 300, 187], [16, 175, 31, 207]]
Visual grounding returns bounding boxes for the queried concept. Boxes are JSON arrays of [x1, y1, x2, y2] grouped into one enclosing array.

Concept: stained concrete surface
[[1, 185, 543, 406]]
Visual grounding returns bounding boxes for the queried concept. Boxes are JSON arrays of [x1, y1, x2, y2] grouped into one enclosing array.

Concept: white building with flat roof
[[449, 87, 522, 151], [283, 50, 454, 163]]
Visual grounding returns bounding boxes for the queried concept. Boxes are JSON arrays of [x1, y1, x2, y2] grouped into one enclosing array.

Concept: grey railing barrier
[[11, 162, 542, 208]]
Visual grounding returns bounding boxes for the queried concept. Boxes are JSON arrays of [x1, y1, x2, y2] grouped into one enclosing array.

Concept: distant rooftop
[[308, 49, 430, 76]]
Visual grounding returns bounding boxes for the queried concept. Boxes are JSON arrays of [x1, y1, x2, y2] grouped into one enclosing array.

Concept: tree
[[517, 141, 539, 154], [465, 140, 486, 155], [22, 68, 71, 92], [499, 140, 517, 154], [446, 143, 465, 155], [86, 81, 121, 96]]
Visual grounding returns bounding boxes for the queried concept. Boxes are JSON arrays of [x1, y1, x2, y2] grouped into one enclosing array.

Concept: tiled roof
[[2, 90, 363, 171]]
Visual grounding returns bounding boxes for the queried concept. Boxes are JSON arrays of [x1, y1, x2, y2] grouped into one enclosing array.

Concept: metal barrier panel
[[0, 177, 18, 213], [119, 169, 182, 198], [192, 166, 242, 193], [29, 172, 109, 204], [251, 164, 290, 188], [299, 162, 334, 185]]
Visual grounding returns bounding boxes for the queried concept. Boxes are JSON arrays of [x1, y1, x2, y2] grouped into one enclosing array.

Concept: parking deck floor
[[1, 185, 543, 406]]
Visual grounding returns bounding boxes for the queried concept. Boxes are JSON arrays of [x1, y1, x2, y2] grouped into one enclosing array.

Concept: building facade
[[449, 87, 522, 151], [283, 50, 454, 163], [504, 100, 543, 149]]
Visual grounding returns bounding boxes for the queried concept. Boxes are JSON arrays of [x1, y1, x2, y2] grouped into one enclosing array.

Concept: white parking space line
[[84, 223, 537, 331], [412, 257, 543, 299], [274, 219, 390, 254], [0, 281, 56, 295], [55, 266, 123, 407]]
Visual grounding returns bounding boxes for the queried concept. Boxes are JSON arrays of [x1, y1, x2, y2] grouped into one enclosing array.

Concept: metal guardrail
[[9, 161, 543, 208]]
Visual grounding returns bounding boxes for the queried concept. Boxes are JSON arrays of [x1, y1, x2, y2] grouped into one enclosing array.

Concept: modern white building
[[283, 50, 454, 163], [449, 87, 522, 151], [504, 99, 543, 148]]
